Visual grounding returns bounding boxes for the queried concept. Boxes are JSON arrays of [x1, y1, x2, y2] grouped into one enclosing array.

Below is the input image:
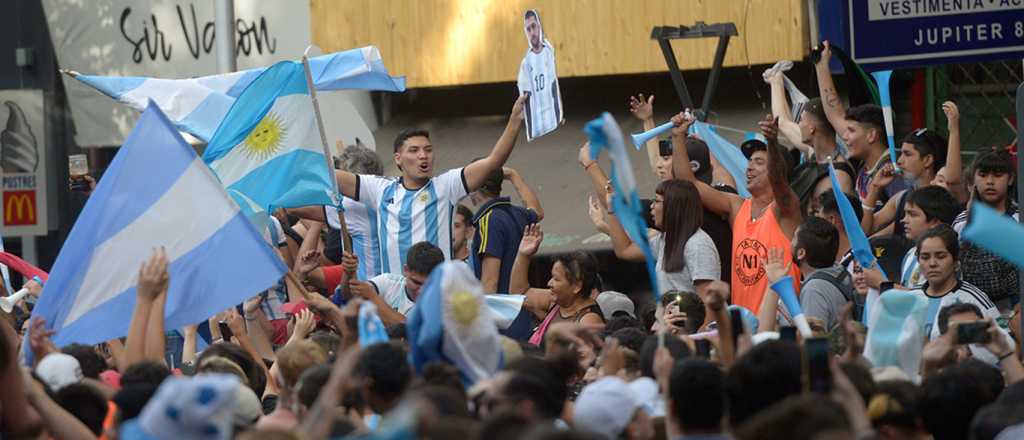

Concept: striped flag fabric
[[203, 60, 336, 216], [65, 46, 405, 142], [689, 122, 751, 198], [407, 262, 502, 385], [586, 112, 660, 298], [27, 103, 286, 353]]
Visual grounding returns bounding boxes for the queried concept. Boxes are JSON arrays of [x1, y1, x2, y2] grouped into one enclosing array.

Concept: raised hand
[[137, 248, 169, 301], [511, 92, 529, 122], [764, 247, 791, 284], [628, 94, 655, 121], [982, 318, 1015, 359], [704, 281, 729, 311], [942, 101, 960, 130], [518, 223, 544, 257], [28, 317, 57, 362], [294, 249, 322, 276], [758, 114, 780, 145], [225, 309, 246, 338], [291, 308, 316, 341], [816, 40, 833, 66], [670, 110, 695, 137]]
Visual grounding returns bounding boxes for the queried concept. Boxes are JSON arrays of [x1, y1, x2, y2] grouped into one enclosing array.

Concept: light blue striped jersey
[[326, 197, 382, 280], [357, 169, 468, 274], [900, 247, 923, 288]]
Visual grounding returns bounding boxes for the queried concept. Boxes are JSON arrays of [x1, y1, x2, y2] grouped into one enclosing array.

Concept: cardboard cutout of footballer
[[517, 9, 564, 142]]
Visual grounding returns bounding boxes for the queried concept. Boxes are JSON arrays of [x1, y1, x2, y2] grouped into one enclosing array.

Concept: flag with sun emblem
[[202, 61, 336, 216], [407, 261, 502, 385]]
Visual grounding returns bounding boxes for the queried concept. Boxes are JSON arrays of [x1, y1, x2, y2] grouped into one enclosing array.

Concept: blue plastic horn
[[630, 121, 676, 150]]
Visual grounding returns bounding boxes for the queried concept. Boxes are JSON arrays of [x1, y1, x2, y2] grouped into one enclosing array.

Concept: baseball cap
[[233, 385, 262, 428], [281, 301, 320, 322], [119, 374, 241, 440], [740, 138, 767, 160], [573, 377, 658, 439], [596, 291, 635, 320], [36, 352, 83, 392], [685, 138, 713, 184]]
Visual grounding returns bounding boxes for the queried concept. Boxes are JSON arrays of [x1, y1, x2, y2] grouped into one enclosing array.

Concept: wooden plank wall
[[310, 0, 808, 89]]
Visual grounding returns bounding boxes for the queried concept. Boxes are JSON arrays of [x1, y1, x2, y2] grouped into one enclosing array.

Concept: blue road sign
[[847, 0, 1024, 71]]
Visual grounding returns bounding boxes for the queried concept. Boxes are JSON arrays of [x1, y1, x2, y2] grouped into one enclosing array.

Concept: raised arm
[[125, 249, 168, 368], [942, 102, 967, 203], [504, 167, 544, 221], [463, 94, 528, 191], [768, 71, 813, 157], [762, 115, 802, 238], [509, 224, 554, 320], [814, 41, 852, 135], [600, 183, 647, 262], [669, 112, 742, 221], [579, 142, 611, 209], [629, 94, 661, 177]]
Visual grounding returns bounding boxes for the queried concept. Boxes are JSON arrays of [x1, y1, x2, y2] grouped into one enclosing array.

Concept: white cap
[[573, 377, 656, 439], [597, 291, 636, 320], [36, 353, 83, 392], [233, 385, 262, 427]]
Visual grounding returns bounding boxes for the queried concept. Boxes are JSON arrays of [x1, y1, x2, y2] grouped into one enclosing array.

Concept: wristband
[[997, 351, 1016, 363], [861, 203, 875, 211], [583, 162, 596, 171]]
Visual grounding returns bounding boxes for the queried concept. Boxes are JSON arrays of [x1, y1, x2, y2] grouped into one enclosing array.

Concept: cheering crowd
[[3, 41, 1024, 440]]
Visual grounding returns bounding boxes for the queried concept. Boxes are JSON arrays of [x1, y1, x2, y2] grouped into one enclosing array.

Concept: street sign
[[848, 0, 1024, 71], [1, 90, 48, 237]]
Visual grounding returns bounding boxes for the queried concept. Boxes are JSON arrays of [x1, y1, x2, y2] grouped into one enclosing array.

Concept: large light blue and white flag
[[203, 60, 335, 215], [407, 262, 502, 385], [27, 103, 287, 354], [586, 113, 659, 298], [66, 46, 406, 142]]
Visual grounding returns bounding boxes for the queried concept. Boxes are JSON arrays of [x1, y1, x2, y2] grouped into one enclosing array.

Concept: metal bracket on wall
[[651, 22, 738, 122]]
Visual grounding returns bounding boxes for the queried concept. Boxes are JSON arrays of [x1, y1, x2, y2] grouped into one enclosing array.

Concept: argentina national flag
[[27, 103, 286, 354], [203, 60, 336, 215], [407, 262, 502, 385], [586, 113, 660, 298], [65, 46, 406, 142]]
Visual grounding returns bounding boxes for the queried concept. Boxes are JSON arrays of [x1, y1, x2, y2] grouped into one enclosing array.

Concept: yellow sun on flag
[[242, 112, 286, 161]]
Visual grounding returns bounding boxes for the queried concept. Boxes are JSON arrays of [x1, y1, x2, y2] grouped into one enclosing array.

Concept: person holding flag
[[334, 94, 527, 275], [671, 113, 802, 313]]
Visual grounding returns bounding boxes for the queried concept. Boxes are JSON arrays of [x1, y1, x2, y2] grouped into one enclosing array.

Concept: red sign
[[4, 191, 37, 226]]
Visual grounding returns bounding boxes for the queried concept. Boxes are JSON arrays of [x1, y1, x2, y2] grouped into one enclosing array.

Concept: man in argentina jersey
[[517, 9, 563, 141], [334, 95, 527, 275], [326, 199, 380, 280]]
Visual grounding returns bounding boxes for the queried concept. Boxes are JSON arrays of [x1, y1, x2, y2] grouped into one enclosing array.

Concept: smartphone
[[729, 308, 744, 346], [695, 339, 711, 358], [218, 321, 233, 342], [658, 139, 673, 157], [780, 326, 797, 342], [804, 337, 832, 394], [68, 154, 88, 177], [956, 321, 992, 344]]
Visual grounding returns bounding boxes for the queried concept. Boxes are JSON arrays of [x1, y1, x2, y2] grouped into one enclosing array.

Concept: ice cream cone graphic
[[1, 101, 38, 173]]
